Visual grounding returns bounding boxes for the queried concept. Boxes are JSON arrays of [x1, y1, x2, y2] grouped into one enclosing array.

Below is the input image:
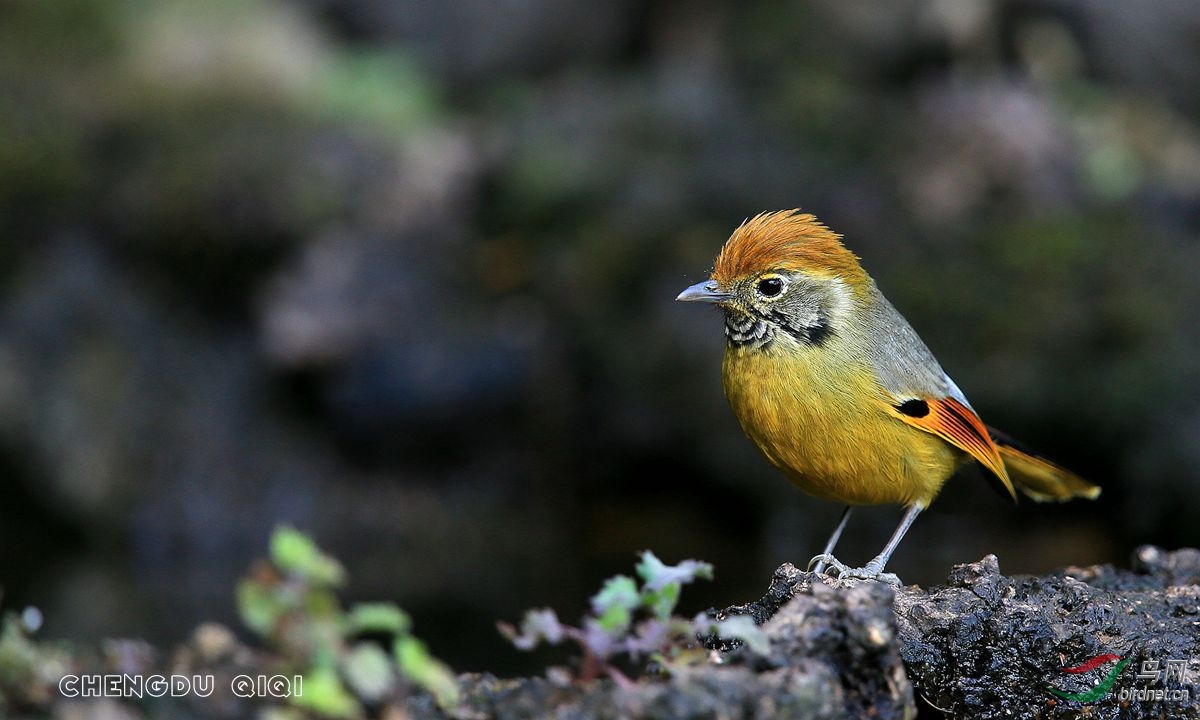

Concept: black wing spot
[[896, 399, 930, 417]]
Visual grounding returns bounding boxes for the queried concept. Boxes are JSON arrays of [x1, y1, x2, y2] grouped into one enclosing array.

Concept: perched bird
[[677, 210, 1099, 584]]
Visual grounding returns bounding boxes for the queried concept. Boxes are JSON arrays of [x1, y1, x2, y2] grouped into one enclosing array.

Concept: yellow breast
[[721, 343, 961, 508]]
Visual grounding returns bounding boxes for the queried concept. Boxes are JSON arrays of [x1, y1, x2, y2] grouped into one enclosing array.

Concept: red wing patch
[[894, 396, 1016, 501]]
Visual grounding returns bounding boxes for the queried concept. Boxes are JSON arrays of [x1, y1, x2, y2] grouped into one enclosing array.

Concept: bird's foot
[[807, 554, 901, 586], [807, 553, 845, 576]]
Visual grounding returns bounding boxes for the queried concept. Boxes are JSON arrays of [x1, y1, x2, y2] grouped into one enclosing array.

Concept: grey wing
[[858, 282, 973, 408]]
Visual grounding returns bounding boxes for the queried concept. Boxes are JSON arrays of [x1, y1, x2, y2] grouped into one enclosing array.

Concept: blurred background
[[0, 0, 1198, 675]]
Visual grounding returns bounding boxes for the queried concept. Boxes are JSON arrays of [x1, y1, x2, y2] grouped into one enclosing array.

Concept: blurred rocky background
[[0, 0, 1197, 675]]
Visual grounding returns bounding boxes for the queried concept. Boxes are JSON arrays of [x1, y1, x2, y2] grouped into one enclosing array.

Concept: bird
[[677, 210, 1099, 584]]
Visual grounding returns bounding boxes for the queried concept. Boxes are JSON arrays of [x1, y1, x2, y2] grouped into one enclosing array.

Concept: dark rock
[[894, 548, 1200, 719], [420, 569, 915, 719], [10, 549, 1199, 719], [709, 561, 809, 629], [435, 548, 1196, 718]]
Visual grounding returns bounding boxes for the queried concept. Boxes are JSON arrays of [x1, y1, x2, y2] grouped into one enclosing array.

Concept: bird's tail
[[988, 427, 1101, 503]]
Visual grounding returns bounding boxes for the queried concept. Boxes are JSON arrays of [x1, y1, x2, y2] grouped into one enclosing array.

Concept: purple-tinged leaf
[[499, 608, 565, 650], [636, 552, 714, 592]]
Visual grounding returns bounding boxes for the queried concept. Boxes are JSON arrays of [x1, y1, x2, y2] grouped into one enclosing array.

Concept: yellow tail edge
[[989, 427, 1101, 503]]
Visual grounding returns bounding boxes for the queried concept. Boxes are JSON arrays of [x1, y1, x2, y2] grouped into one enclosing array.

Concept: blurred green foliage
[[238, 526, 460, 715], [502, 551, 767, 683], [0, 607, 68, 714]]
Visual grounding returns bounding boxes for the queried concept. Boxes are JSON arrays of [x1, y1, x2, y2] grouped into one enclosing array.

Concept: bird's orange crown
[[712, 210, 868, 290]]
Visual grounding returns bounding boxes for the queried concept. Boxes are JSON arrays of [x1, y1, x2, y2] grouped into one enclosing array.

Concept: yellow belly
[[722, 344, 962, 508]]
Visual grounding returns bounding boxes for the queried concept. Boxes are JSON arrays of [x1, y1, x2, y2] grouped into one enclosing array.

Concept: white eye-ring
[[755, 275, 787, 299]]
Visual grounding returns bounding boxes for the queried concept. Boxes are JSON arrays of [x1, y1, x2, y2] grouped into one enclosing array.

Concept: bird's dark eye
[[756, 277, 785, 298]]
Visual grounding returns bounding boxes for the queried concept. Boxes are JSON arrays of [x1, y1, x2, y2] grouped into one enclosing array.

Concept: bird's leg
[[835, 504, 923, 586], [808, 506, 852, 575]]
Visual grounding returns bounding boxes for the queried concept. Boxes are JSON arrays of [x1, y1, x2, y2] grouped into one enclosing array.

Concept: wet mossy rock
[[428, 548, 1199, 719]]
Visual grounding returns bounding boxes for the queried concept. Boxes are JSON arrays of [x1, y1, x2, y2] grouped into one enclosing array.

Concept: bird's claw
[[807, 554, 902, 586], [807, 553, 848, 575]]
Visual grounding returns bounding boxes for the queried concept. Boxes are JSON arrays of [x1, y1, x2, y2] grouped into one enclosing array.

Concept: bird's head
[[677, 210, 869, 350]]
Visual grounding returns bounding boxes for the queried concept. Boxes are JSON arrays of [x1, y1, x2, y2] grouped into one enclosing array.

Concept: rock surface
[[421, 577, 912, 720], [896, 546, 1200, 719], [10, 548, 1197, 718], [430, 547, 1199, 719]]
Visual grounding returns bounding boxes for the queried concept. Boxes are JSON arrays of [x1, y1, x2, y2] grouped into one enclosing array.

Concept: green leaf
[[591, 575, 638, 636], [395, 636, 460, 710], [342, 642, 395, 702], [591, 575, 639, 615], [642, 582, 682, 620], [635, 551, 713, 592], [595, 604, 632, 636], [236, 579, 281, 638], [270, 526, 345, 587], [289, 666, 359, 718], [345, 603, 411, 637]]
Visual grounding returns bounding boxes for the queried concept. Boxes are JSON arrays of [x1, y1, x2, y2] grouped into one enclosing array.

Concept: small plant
[[237, 526, 459, 716], [500, 551, 768, 686], [0, 606, 69, 713]]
